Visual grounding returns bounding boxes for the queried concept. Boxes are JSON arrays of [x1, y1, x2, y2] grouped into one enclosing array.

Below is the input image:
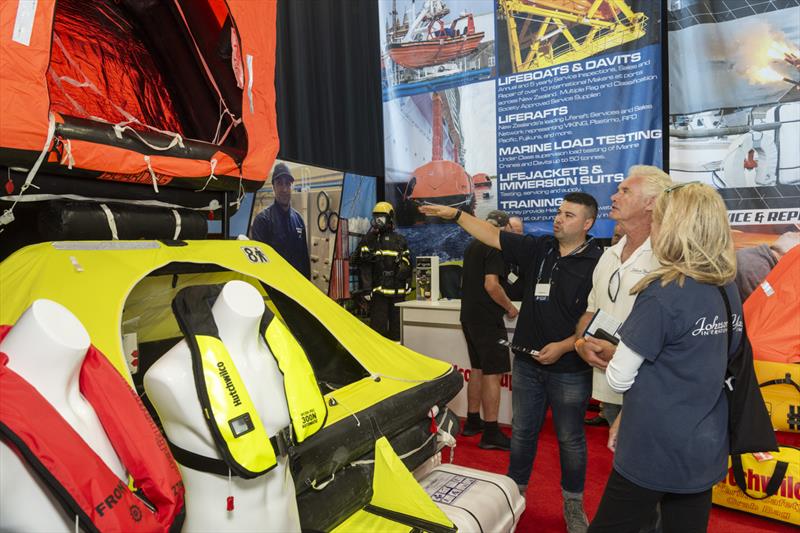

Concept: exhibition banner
[[667, 1, 800, 272], [495, 0, 663, 236], [380, 0, 663, 259]]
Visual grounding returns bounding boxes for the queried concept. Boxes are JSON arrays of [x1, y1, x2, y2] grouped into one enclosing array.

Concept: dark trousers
[[589, 469, 712, 533], [507, 360, 592, 492], [369, 294, 403, 340]]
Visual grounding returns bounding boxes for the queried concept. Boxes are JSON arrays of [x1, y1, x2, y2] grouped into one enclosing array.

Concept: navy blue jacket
[[251, 202, 310, 278]]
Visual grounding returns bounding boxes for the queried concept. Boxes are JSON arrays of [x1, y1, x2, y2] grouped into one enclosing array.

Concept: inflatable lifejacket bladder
[[331, 437, 456, 533], [169, 284, 326, 478], [0, 324, 185, 532]]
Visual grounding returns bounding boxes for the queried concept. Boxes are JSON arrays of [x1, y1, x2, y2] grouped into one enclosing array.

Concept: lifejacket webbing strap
[[760, 373, 800, 393], [167, 426, 292, 477]]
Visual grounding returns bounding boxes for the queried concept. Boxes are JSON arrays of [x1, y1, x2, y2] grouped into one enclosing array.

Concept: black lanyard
[[535, 238, 593, 285]]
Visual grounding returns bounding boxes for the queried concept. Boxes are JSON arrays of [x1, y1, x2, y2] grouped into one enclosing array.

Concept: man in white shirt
[[574, 166, 672, 425]]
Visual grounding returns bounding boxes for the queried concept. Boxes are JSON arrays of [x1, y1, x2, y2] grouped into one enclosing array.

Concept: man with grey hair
[[575, 166, 672, 425], [459, 210, 518, 450]]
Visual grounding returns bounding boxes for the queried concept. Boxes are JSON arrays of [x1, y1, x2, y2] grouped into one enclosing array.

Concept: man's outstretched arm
[[418, 205, 501, 250]]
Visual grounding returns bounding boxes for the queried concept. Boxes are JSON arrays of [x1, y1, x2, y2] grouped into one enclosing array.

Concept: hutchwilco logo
[[692, 314, 743, 336]]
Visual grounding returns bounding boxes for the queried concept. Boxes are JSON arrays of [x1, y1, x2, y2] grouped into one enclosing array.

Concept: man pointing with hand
[[420, 192, 602, 533]]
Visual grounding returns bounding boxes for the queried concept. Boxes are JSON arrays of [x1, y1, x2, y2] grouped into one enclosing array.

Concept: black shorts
[[461, 321, 510, 375]]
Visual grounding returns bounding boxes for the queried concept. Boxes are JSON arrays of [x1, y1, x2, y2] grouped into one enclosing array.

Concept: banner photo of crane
[[380, 0, 663, 261], [494, 0, 663, 237], [667, 0, 800, 305]]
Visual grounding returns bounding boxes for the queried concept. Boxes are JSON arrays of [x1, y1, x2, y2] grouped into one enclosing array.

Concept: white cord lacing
[[0, 113, 55, 232], [143, 155, 159, 194], [197, 158, 218, 192]]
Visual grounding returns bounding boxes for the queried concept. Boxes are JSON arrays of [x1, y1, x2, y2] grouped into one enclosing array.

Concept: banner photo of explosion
[[667, 0, 799, 314]]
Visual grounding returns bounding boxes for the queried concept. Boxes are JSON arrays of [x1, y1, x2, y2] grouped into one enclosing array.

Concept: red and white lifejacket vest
[[0, 325, 185, 532]]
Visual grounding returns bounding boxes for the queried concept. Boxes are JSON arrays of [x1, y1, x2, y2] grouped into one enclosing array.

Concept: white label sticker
[[534, 283, 551, 298], [12, 0, 37, 46], [760, 280, 775, 297]]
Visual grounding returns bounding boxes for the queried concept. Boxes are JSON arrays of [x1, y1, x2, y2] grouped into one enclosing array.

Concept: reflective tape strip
[[373, 286, 407, 295], [12, 0, 37, 46], [246, 54, 254, 114]]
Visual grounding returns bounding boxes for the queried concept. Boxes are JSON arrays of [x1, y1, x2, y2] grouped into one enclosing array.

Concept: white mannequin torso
[[144, 280, 299, 532], [0, 299, 126, 532]]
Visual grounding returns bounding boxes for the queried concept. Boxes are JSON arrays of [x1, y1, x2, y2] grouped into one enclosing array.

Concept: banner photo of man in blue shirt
[[251, 163, 311, 278]]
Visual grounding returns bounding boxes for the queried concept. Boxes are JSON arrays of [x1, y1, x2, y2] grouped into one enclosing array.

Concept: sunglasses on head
[[663, 181, 700, 194]]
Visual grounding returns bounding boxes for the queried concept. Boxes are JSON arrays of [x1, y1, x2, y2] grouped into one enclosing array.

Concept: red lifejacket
[[0, 325, 185, 533]]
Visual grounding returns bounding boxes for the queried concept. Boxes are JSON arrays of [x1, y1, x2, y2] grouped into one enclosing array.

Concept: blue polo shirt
[[251, 202, 310, 278], [615, 279, 742, 493]]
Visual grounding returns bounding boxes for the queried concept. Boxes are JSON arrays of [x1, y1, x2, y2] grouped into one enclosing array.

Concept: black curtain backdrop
[[275, 0, 384, 187]]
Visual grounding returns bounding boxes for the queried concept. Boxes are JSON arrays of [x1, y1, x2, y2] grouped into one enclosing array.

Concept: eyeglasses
[[663, 181, 700, 194], [608, 267, 621, 303]]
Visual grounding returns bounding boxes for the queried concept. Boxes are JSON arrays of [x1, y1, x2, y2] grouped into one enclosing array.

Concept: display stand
[[397, 299, 518, 425], [144, 280, 300, 532]]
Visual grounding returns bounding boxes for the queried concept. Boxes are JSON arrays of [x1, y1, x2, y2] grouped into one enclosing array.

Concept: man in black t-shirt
[[420, 193, 602, 533], [459, 210, 519, 450]]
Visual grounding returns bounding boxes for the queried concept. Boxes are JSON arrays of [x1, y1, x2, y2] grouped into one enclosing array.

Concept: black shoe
[[584, 415, 608, 426], [478, 430, 511, 451], [461, 419, 484, 436]]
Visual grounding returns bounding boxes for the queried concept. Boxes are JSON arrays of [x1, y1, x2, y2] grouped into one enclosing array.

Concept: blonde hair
[[627, 165, 673, 199], [632, 182, 735, 293]]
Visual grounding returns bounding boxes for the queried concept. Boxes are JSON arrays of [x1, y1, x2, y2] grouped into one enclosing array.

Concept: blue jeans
[[507, 358, 592, 493]]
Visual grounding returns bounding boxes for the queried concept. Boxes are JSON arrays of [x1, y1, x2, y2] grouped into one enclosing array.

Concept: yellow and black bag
[[756, 360, 800, 433], [712, 445, 799, 525]]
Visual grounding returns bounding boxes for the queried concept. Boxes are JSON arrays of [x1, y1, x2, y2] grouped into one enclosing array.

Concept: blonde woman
[[588, 183, 741, 533]]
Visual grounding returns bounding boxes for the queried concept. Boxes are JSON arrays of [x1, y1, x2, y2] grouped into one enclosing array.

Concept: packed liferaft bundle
[[0, 0, 278, 192], [0, 239, 462, 530]]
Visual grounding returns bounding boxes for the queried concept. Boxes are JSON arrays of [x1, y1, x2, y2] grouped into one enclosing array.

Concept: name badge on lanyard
[[535, 283, 551, 300]]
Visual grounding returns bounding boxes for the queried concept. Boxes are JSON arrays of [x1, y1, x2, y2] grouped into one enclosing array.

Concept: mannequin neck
[[212, 281, 265, 356], [1, 300, 90, 407]]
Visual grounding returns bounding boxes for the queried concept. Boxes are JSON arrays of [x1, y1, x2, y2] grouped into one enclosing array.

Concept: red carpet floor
[[448, 413, 798, 532]]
